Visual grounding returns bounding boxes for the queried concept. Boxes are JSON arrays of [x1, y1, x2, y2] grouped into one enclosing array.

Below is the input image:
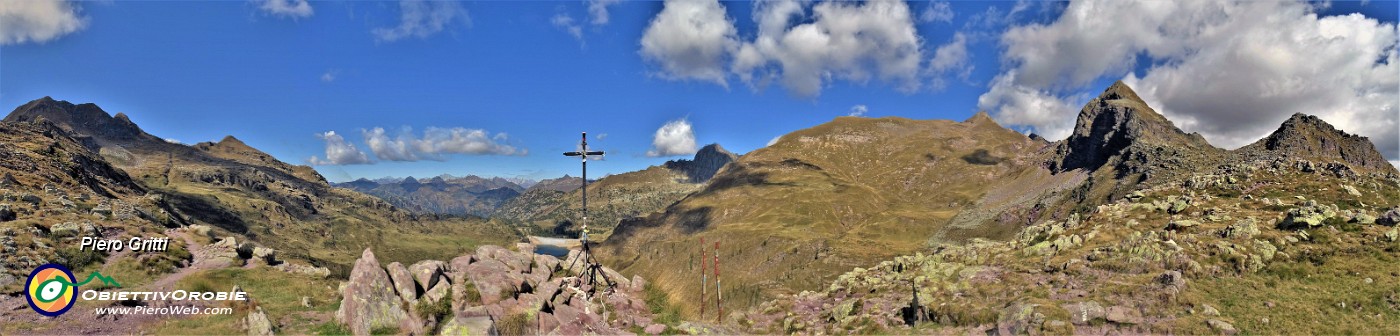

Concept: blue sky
[[2, 1, 1397, 182]]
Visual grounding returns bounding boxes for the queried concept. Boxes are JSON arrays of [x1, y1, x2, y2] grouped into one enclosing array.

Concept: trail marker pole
[[715, 241, 722, 321], [700, 237, 707, 319]]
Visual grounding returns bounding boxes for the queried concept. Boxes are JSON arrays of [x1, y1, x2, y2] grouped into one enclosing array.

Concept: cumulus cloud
[[639, 0, 739, 86], [551, 13, 583, 42], [588, 0, 620, 25], [256, 0, 313, 18], [848, 105, 868, 117], [310, 131, 371, 165], [732, 0, 925, 97], [320, 69, 337, 83], [646, 119, 697, 157], [767, 136, 782, 147], [0, 0, 86, 45], [919, 1, 954, 24], [373, 0, 467, 42], [980, 0, 1398, 159], [927, 32, 971, 90], [362, 126, 522, 161], [164, 138, 182, 145]]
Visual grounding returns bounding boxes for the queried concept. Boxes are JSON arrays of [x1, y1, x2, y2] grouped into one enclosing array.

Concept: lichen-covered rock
[[409, 260, 446, 291], [1062, 301, 1106, 325], [387, 262, 418, 302], [335, 248, 406, 336], [438, 315, 495, 336], [50, 222, 80, 237], [246, 306, 274, 336], [1221, 218, 1260, 239], [1280, 204, 1338, 229], [1105, 306, 1142, 325], [1207, 319, 1238, 335]]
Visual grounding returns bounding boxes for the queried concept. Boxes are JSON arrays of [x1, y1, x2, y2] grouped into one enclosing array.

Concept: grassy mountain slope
[[600, 114, 1071, 316]]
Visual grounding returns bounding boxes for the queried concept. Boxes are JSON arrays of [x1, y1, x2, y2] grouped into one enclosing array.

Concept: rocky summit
[[335, 245, 662, 336]]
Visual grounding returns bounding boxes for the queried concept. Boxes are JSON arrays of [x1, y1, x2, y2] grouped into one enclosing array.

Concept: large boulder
[[463, 258, 516, 305], [387, 262, 418, 302], [409, 260, 447, 291], [335, 249, 407, 336]]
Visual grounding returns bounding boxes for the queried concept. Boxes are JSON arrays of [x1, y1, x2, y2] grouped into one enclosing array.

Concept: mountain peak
[[3, 97, 154, 143], [964, 111, 996, 125], [1053, 81, 1216, 172], [1242, 113, 1395, 174], [665, 143, 739, 183]]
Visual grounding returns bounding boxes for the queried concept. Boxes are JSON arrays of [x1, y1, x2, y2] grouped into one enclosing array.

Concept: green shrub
[[56, 247, 105, 269], [462, 281, 482, 305], [311, 322, 351, 336], [496, 311, 533, 336], [415, 296, 451, 321]]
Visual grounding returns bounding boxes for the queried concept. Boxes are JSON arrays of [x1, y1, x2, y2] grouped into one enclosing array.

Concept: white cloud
[[552, 13, 583, 42], [980, 0, 1398, 159], [363, 126, 522, 161], [646, 119, 697, 157], [256, 0, 313, 19], [848, 105, 868, 117], [320, 69, 337, 83], [595, 133, 608, 140], [640, 0, 739, 86], [0, 0, 86, 45], [977, 72, 1082, 140], [767, 136, 782, 147], [373, 0, 467, 42], [732, 0, 925, 97], [1391, 160, 1399, 170], [164, 138, 182, 144], [926, 32, 971, 90], [919, 1, 954, 24], [310, 131, 371, 165], [588, 0, 620, 25]]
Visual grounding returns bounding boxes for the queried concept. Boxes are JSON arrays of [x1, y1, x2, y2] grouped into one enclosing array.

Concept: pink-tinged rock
[[438, 315, 495, 336], [1106, 305, 1143, 325], [464, 258, 515, 305], [644, 324, 667, 335], [449, 254, 476, 273], [423, 280, 450, 304], [387, 262, 419, 301], [334, 248, 406, 336], [630, 275, 647, 293], [534, 254, 560, 273], [409, 260, 447, 290], [537, 311, 561, 335]]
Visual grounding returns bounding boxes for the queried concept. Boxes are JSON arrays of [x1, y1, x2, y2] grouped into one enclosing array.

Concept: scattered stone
[[1166, 220, 1200, 231], [301, 296, 312, 308], [1207, 319, 1238, 335], [644, 323, 667, 335], [246, 306, 274, 336], [1385, 227, 1399, 242], [0, 204, 15, 222], [1062, 301, 1106, 325], [1200, 304, 1220, 316], [1377, 207, 1400, 226], [252, 247, 276, 264], [1342, 185, 1362, 197], [50, 222, 80, 238], [1105, 306, 1142, 325]]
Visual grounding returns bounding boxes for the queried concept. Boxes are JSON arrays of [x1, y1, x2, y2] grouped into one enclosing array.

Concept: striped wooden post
[[715, 241, 722, 321], [700, 237, 706, 319]]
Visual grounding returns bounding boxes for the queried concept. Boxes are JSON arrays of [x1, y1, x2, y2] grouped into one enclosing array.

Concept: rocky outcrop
[[334, 245, 659, 335], [1052, 81, 1218, 174], [1238, 113, 1398, 175], [335, 249, 407, 336], [664, 143, 739, 183]]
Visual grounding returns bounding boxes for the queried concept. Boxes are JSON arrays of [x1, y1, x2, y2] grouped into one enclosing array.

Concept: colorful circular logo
[[25, 263, 77, 317]]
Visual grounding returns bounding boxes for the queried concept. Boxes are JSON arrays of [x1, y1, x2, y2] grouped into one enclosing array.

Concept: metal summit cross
[[562, 132, 614, 295]]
